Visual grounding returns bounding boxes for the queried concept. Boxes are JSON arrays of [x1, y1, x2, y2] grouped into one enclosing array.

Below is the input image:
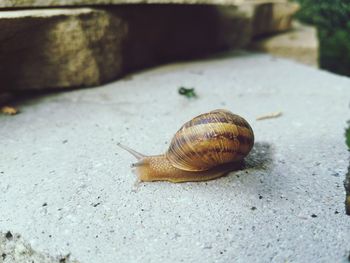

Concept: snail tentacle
[[131, 160, 147, 168], [117, 143, 145, 160]]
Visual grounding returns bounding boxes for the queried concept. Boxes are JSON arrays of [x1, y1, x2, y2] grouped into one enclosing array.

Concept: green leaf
[[178, 87, 198, 98]]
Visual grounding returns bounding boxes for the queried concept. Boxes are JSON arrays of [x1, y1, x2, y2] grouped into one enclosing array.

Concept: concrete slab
[[0, 52, 349, 263]]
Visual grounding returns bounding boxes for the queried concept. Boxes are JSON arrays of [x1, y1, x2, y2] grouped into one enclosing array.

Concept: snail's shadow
[[221, 141, 274, 177], [186, 141, 276, 195], [243, 141, 274, 171]]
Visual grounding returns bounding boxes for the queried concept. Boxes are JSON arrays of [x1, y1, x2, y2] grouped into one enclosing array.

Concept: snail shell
[[167, 109, 254, 172], [118, 109, 254, 183]]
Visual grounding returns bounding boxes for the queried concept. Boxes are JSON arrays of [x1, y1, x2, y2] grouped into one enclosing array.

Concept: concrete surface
[[0, 52, 349, 263]]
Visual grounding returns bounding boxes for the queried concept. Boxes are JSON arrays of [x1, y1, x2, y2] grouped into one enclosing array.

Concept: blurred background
[[295, 0, 350, 76], [0, 0, 349, 96]]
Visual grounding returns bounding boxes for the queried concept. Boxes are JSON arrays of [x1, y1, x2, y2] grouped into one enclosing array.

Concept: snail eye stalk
[[117, 143, 145, 160]]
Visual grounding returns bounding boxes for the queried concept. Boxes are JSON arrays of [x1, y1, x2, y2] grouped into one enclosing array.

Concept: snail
[[118, 109, 254, 183]]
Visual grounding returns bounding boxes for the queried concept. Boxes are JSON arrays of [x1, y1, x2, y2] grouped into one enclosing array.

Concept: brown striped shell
[[166, 109, 254, 172]]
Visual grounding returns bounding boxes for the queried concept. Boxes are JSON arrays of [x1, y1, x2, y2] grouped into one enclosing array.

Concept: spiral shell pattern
[[166, 109, 254, 172]]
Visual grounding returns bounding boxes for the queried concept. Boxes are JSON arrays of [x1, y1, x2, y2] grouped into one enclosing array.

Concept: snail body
[[119, 109, 254, 183]]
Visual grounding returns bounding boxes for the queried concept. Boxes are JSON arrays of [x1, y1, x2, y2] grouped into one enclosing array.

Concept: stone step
[[251, 1, 299, 37], [0, 2, 298, 91], [0, 0, 290, 8], [250, 22, 319, 67], [0, 8, 127, 90]]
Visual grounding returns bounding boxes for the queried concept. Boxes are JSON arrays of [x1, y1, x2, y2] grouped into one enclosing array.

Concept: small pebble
[[5, 231, 13, 240]]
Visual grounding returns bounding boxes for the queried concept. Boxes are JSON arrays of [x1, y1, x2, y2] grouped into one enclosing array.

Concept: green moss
[[346, 121, 350, 150], [295, 0, 350, 76]]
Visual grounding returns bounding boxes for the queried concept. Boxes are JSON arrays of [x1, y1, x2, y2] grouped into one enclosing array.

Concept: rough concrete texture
[[0, 2, 298, 91], [251, 22, 319, 67], [0, 0, 290, 8], [1, 52, 349, 263], [0, 231, 80, 263]]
